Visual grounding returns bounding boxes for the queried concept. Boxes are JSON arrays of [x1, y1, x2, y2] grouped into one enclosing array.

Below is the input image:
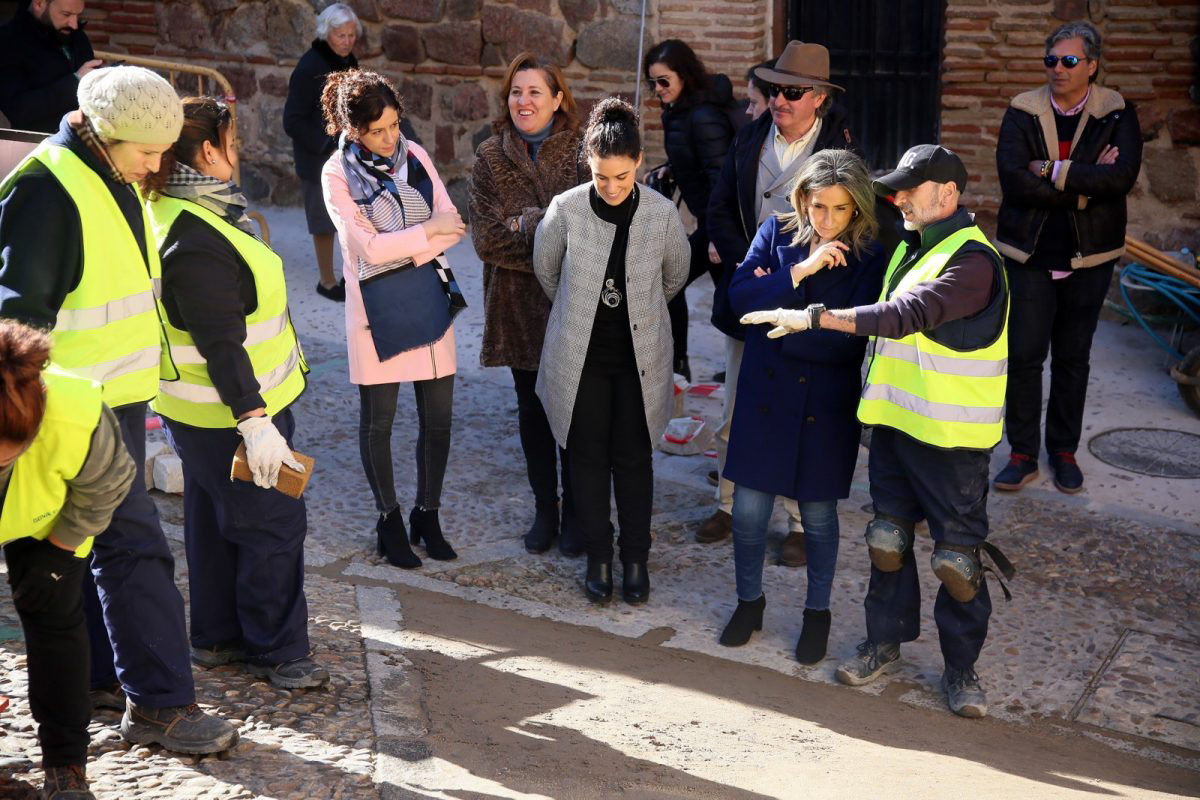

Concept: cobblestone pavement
[[1, 206, 1197, 798]]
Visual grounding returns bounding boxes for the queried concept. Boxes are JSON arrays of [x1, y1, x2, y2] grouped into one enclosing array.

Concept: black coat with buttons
[[722, 215, 886, 502]]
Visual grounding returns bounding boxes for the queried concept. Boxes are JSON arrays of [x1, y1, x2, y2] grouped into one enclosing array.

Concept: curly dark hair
[[643, 39, 711, 103], [320, 69, 404, 138], [583, 97, 640, 161]]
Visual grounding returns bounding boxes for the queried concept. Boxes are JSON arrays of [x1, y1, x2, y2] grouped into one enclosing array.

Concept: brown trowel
[[231, 442, 315, 499]]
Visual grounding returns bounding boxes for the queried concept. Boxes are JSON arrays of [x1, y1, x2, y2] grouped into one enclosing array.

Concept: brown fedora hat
[[754, 41, 844, 91]]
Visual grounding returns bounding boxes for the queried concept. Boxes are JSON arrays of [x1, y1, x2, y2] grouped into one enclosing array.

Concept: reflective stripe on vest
[[0, 143, 168, 407], [0, 366, 104, 558], [857, 226, 1009, 450], [146, 197, 307, 428]]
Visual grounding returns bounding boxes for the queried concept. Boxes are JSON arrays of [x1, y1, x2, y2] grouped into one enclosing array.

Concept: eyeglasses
[[767, 84, 814, 102], [1043, 55, 1085, 69], [646, 76, 672, 89]]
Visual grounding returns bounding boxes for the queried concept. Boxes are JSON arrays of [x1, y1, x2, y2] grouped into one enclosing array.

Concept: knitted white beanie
[[77, 66, 184, 145]]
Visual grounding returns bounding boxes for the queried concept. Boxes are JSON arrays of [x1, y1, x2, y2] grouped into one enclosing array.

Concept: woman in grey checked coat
[[533, 98, 690, 606]]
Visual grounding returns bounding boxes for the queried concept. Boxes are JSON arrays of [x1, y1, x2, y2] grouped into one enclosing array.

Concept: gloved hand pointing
[[236, 415, 305, 489], [740, 308, 812, 339]]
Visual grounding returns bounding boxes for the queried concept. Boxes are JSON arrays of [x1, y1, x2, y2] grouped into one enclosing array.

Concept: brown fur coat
[[469, 121, 585, 370]]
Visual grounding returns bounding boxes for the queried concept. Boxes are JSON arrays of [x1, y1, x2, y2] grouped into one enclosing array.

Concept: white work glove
[[236, 415, 305, 489], [740, 308, 812, 339]]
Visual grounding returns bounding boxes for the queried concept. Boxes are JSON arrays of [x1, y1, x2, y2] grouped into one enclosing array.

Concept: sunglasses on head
[[768, 84, 814, 101], [647, 76, 672, 89], [1043, 54, 1085, 69]]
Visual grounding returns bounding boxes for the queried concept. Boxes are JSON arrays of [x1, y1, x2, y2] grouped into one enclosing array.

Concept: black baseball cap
[[873, 144, 969, 195]]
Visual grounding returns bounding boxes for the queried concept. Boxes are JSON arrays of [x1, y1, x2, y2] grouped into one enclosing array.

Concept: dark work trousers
[[511, 367, 572, 515], [566, 363, 654, 565], [667, 229, 722, 365], [162, 409, 310, 666], [358, 375, 454, 513], [864, 427, 994, 671], [4, 537, 91, 768], [1004, 261, 1115, 458], [82, 402, 194, 708]]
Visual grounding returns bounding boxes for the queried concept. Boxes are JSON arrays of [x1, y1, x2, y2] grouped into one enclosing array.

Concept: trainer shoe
[[89, 682, 126, 713], [993, 453, 1038, 491], [121, 702, 239, 754], [835, 640, 901, 686], [191, 640, 248, 667], [42, 765, 94, 800], [247, 657, 330, 689], [942, 666, 988, 718], [1049, 452, 1084, 494], [695, 509, 732, 543]]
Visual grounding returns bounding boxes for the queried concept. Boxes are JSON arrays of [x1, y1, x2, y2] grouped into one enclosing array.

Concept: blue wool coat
[[723, 215, 887, 502]]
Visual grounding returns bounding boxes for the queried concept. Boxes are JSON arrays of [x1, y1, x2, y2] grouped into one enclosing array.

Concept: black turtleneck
[[584, 185, 640, 368]]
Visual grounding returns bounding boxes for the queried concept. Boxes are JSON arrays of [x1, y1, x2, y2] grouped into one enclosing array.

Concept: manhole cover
[[1088, 428, 1200, 478]]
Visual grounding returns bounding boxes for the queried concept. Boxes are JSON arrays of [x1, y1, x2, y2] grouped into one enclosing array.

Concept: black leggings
[[358, 376, 454, 513], [511, 368, 571, 511], [667, 228, 722, 363]]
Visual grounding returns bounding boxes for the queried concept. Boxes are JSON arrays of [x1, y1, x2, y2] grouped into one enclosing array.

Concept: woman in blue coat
[[720, 149, 887, 664]]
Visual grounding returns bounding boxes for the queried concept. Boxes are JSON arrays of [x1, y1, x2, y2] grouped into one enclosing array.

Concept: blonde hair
[[778, 149, 877, 257]]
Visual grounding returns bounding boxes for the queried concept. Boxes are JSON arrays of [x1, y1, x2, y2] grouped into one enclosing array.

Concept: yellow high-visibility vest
[[0, 367, 104, 558], [857, 226, 1009, 450], [0, 142, 174, 407], [145, 196, 307, 428]]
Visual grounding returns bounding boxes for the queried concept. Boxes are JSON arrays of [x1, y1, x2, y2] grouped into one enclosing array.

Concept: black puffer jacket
[[995, 84, 1142, 270], [659, 74, 736, 235], [283, 40, 358, 182], [0, 5, 94, 133]]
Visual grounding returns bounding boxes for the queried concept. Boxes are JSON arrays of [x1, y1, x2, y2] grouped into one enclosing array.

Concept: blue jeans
[[731, 485, 840, 609]]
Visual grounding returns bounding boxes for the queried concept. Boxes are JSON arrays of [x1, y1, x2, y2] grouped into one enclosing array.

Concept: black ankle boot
[[558, 506, 584, 557], [794, 608, 832, 665], [377, 508, 421, 569], [524, 503, 559, 554], [584, 560, 613, 603], [409, 507, 457, 560], [719, 595, 765, 647], [622, 561, 650, 605]]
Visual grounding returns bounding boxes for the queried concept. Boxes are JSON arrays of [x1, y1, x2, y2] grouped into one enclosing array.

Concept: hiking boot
[[993, 453, 1038, 491], [120, 702, 239, 754], [1049, 452, 1084, 494], [247, 657, 330, 690], [89, 683, 125, 713], [695, 510, 732, 544], [942, 666, 988, 718], [834, 640, 900, 686], [42, 765, 93, 800], [191, 641, 247, 668], [779, 531, 806, 567]]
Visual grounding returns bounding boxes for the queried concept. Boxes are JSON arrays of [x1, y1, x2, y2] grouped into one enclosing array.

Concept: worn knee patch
[[931, 545, 983, 603], [865, 515, 912, 572]]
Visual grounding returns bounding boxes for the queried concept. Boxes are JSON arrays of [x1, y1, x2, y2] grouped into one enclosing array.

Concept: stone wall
[[82, 0, 1197, 245]]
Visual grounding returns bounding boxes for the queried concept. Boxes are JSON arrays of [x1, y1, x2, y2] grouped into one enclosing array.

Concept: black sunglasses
[[767, 84, 814, 101], [647, 76, 672, 89], [1043, 54, 1085, 69]]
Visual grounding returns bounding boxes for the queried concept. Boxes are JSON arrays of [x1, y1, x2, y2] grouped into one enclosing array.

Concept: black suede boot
[[719, 595, 765, 647], [410, 507, 457, 560], [584, 560, 613, 603], [558, 506, 584, 557], [794, 608, 832, 665], [377, 508, 421, 569], [524, 502, 559, 554], [622, 561, 650, 605]]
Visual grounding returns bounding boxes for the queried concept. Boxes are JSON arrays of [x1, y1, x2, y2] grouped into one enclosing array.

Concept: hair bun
[[590, 97, 638, 129]]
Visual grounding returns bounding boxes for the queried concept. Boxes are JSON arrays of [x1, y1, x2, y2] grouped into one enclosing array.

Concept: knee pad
[[865, 515, 913, 573], [931, 545, 983, 603]]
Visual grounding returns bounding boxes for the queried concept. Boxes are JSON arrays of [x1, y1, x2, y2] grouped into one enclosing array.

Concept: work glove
[[10, 538, 88, 615], [740, 308, 812, 339], [236, 414, 305, 489]]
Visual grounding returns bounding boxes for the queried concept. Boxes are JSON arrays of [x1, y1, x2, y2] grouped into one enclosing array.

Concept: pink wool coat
[[321, 142, 461, 385]]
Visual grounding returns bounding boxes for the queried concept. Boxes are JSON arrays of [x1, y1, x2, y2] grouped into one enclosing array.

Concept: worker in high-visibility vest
[[742, 145, 1015, 720], [0, 66, 237, 754], [142, 96, 326, 689], [0, 320, 135, 800]]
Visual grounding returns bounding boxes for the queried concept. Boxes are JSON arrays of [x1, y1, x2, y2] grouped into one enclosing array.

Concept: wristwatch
[[807, 303, 826, 330]]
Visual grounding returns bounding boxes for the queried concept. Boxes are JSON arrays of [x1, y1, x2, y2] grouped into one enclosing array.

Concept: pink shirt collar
[[1050, 87, 1090, 116]]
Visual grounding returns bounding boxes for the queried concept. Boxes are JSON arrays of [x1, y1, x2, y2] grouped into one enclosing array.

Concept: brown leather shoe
[[779, 531, 807, 567], [695, 509, 732, 543]]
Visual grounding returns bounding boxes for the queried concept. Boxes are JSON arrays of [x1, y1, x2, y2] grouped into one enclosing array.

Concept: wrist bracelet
[[1040, 160, 1052, 179]]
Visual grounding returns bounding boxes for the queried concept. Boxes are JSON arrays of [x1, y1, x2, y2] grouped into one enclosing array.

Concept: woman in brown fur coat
[[469, 52, 587, 556]]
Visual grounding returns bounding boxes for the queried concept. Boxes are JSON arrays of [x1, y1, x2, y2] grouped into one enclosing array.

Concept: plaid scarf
[[70, 112, 125, 185], [160, 162, 256, 236]]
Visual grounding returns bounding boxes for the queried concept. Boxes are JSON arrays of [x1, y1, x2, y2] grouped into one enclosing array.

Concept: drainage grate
[[1088, 428, 1200, 478]]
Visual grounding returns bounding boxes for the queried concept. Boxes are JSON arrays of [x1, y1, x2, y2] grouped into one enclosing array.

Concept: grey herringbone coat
[[533, 183, 690, 447]]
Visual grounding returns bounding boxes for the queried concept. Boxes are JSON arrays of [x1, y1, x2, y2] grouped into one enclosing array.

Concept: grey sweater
[[0, 404, 135, 551]]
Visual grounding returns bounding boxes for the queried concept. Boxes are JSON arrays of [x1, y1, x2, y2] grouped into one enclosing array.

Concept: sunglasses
[[1043, 54, 1085, 69], [767, 84, 814, 101], [647, 76, 673, 89]]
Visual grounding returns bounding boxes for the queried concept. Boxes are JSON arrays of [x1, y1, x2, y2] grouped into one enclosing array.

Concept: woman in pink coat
[[320, 69, 467, 568]]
